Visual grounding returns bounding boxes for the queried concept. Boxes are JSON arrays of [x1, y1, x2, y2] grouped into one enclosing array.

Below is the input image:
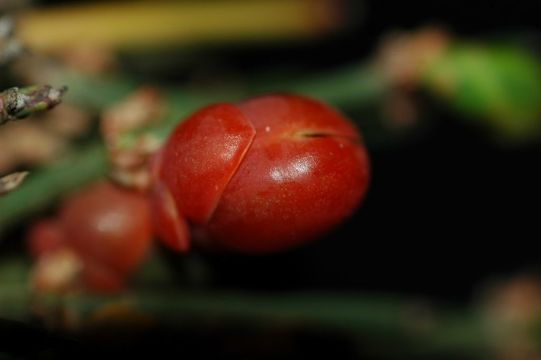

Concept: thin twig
[[0, 85, 67, 125]]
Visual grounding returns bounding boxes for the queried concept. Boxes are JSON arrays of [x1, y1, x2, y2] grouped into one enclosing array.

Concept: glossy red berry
[[152, 94, 370, 253], [28, 181, 153, 292]]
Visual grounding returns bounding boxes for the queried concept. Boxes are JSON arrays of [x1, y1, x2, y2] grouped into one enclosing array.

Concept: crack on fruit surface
[[298, 131, 361, 144]]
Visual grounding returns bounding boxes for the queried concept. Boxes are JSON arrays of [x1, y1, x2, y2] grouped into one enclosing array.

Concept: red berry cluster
[[28, 94, 370, 293]]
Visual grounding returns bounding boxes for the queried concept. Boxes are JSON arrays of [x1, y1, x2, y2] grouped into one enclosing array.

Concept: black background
[[2, 0, 541, 357], [165, 0, 541, 302]]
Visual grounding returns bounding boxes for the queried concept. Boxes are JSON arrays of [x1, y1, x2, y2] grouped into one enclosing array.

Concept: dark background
[[161, 0, 541, 302], [2, 0, 541, 358]]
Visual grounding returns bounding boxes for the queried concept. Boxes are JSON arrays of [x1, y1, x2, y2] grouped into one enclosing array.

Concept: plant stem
[[0, 257, 490, 356], [1, 286, 490, 356], [0, 145, 106, 231]]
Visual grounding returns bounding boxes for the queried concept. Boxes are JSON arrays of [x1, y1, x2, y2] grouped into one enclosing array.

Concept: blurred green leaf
[[423, 44, 541, 141], [0, 258, 31, 320]]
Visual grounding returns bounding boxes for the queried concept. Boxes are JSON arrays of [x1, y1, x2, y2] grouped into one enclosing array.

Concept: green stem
[[0, 63, 387, 231], [0, 145, 106, 230], [21, 290, 488, 356], [0, 257, 489, 357], [0, 259, 491, 356]]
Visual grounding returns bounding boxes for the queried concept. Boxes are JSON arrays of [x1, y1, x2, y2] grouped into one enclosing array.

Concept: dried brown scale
[[39, 103, 91, 137], [481, 275, 541, 358], [61, 44, 116, 75], [31, 247, 83, 294], [0, 171, 29, 195], [101, 87, 163, 190], [377, 27, 449, 89]]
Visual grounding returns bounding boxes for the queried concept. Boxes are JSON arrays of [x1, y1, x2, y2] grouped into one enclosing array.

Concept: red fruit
[[152, 94, 370, 253], [27, 219, 64, 259], [60, 181, 152, 275], [28, 181, 153, 292]]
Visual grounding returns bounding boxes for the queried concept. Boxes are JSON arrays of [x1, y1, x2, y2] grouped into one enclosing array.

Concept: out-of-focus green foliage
[[423, 44, 541, 141], [0, 258, 30, 320]]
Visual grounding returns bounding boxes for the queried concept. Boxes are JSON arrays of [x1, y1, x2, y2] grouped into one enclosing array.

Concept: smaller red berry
[[28, 181, 153, 293]]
